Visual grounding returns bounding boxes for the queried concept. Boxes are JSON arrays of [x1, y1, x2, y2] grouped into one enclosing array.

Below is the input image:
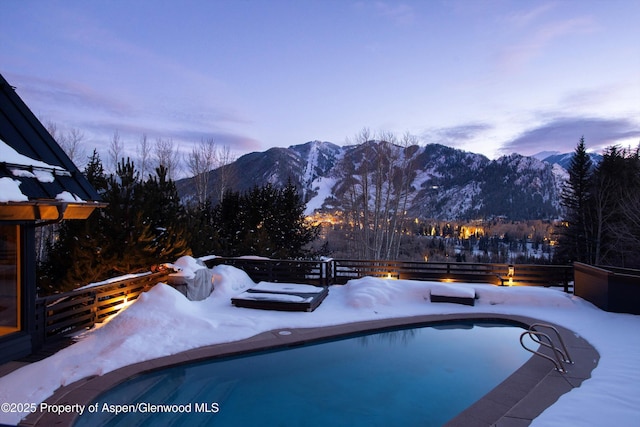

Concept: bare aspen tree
[[214, 144, 235, 202], [340, 128, 417, 260], [387, 132, 418, 259], [108, 130, 124, 173], [344, 128, 372, 258], [187, 137, 217, 205], [609, 188, 640, 262], [391, 133, 416, 259], [39, 122, 87, 264], [154, 137, 181, 180], [46, 122, 86, 167], [64, 128, 86, 168], [340, 147, 366, 258], [137, 133, 152, 179], [588, 173, 616, 265]]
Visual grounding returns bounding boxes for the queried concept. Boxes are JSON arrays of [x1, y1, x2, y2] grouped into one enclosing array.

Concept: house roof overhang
[[0, 200, 108, 222]]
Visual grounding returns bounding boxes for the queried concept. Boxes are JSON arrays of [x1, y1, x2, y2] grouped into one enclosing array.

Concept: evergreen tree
[[556, 137, 594, 263], [213, 190, 244, 256], [608, 145, 640, 267], [556, 139, 640, 268], [272, 180, 320, 258], [185, 200, 217, 257], [39, 151, 112, 292], [39, 156, 192, 294], [591, 145, 640, 267], [209, 183, 319, 258], [140, 165, 191, 261]]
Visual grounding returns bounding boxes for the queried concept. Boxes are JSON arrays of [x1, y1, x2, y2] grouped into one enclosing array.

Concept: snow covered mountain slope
[[177, 141, 567, 220]]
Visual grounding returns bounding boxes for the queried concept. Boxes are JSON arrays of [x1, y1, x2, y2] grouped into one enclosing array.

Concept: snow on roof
[[55, 191, 86, 203], [1, 138, 92, 205], [1, 139, 101, 211], [0, 177, 28, 202], [1, 138, 65, 171]]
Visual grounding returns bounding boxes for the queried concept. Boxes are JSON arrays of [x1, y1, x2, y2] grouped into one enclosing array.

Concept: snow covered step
[[429, 284, 476, 306]]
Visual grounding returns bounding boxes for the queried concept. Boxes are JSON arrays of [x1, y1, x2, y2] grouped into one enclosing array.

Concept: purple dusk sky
[[2, 0, 639, 166]]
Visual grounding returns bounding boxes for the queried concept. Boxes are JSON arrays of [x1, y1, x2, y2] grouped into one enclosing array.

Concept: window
[[0, 225, 20, 336]]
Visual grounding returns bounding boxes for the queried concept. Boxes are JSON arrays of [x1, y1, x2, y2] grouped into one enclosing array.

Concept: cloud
[[500, 117, 640, 155], [11, 73, 132, 118], [354, 1, 415, 25], [72, 117, 262, 153], [502, 3, 556, 28], [497, 16, 597, 72], [8, 72, 260, 154], [375, 1, 415, 24], [422, 123, 493, 146]]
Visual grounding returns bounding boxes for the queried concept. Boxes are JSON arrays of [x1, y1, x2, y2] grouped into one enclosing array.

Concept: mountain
[[176, 140, 567, 220], [537, 151, 602, 170]]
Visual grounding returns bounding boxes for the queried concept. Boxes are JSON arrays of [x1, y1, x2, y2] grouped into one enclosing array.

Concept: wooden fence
[[33, 271, 169, 349], [32, 259, 573, 348], [205, 257, 573, 292], [203, 257, 333, 286]]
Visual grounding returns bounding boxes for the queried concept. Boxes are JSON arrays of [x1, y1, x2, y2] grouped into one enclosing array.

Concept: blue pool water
[[75, 321, 530, 427]]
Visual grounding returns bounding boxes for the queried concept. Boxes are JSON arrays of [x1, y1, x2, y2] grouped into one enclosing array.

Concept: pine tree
[[185, 200, 217, 257], [591, 145, 640, 267], [209, 183, 319, 258], [140, 165, 191, 261], [39, 151, 112, 292], [557, 137, 594, 263], [212, 190, 244, 256]]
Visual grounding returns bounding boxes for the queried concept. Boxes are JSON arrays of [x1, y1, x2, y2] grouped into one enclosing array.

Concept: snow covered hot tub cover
[[231, 282, 329, 312]]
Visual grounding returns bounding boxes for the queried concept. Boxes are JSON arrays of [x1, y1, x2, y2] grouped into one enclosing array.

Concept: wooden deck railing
[[33, 270, 170, 349], [31, 258, 573, 349], [204, 257, 573, 292], [203, 257, 333, 286]]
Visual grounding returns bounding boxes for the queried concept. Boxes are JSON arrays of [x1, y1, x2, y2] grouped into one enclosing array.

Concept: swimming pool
[[75, 321, 531, 427]]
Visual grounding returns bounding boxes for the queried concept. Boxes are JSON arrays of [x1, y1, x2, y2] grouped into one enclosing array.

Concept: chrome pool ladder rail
[[519, 323, 573, 374], [529, 323, 573, 364]]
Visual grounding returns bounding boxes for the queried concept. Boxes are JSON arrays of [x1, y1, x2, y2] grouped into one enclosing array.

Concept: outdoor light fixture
[[508, 264, 515, 286]]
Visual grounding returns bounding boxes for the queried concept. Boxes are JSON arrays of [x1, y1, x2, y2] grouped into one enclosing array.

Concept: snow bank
[[165, 255, 207, 280], [210, 264, 255, 297]]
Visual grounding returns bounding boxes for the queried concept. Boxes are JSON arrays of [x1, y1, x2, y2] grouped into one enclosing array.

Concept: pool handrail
[[529, 323, 573, 364], [519, 323, 573, 374]]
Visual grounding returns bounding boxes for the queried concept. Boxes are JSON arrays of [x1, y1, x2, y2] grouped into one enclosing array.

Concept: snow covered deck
[[1, 262, 638, 427]]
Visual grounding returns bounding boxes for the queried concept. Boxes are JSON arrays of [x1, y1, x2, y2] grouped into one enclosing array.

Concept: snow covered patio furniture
[[165, 257, 214, 301], [429, 283, 476, 306], [231, 282, 329, 312]]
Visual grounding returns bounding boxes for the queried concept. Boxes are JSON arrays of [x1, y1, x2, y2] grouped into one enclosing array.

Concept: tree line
[[38, 151, 318, 294], [556, 137, 640, 268]]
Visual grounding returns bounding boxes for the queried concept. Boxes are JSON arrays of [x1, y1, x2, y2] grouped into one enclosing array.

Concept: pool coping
[[18, 312, 599, 427]]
